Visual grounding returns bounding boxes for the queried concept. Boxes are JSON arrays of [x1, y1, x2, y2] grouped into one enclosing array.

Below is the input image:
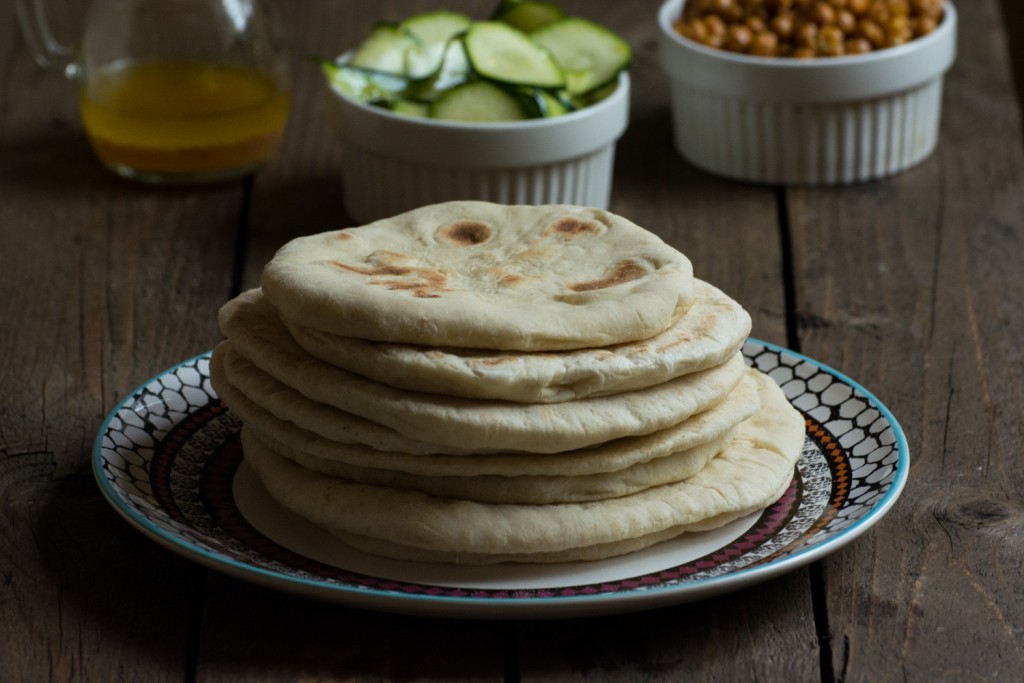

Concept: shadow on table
[[0, 129, 113, 194], [29, 472, 207, 671]]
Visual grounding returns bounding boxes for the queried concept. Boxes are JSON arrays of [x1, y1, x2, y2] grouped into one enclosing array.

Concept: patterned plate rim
[[92, 338, 909, 618]]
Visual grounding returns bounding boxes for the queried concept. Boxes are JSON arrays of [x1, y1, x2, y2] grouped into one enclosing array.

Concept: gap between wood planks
[[998, 0, 1024, 138], [229, 176, 256, 299], [185, 175, 253, 683], [776, 186, 837, 683]]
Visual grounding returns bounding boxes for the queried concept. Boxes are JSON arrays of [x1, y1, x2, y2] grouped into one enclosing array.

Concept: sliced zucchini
[[464, 21, 565, 89], [530, 17, 631, 95], [326, 4, 629, 122], [429, 80, 528, 122], [579, 79, 619, 106], [323, 62, 408, 104], [401, 10, 472, 80], [405, 38, 472, 102], [391, 99, 431, 118], [493, 1, 566, 33], [348, 23, 412, 75], [537, 89, 570, 117], [514, 87, 570, 118], [401, 10, 472, 44]]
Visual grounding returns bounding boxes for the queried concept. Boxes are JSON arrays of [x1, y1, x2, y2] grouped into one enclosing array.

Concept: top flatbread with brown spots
[[260, 201, 695, 351]]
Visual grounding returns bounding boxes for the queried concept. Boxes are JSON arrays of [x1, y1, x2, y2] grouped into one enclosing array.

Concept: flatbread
[[219, 336, 748, 453], [210, 343, 467, 456], [259, 201, 695, 351], [213, 357, 761, 475], [271, 279, 751, 403], [244, 426, 731, 504], [241, 370, 805, 564]]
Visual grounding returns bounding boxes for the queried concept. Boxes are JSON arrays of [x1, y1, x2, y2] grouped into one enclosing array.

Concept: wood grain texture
[[0, 1, 241, 680], [516, 575, 819, 682], [787, 0, 1024, 680], [2, 0, 1022, 680]]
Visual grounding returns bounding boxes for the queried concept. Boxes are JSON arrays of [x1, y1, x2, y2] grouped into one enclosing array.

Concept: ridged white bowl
[[657, 0, 957, 185], [327, 73, 630, 223]]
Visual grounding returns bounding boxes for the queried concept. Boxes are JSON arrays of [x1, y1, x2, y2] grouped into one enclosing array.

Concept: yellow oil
[[80, 60, 290, 177]]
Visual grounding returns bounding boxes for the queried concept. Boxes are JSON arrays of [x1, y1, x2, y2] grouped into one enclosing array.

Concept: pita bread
[[219, 335, 748, 453], [213, 355, 761, 475], [259, 201, 695, 351], [272, 279, 751, 403], [210, 343, 466, 455], [241, 370, 804, 564], [244, 426, 731, 504]]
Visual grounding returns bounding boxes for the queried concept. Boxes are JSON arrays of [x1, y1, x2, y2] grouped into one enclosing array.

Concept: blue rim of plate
[[92, 338, 909, 618]]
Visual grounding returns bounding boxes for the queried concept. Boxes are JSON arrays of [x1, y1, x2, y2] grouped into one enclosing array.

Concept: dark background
[[1000, 0, 1024, 130]]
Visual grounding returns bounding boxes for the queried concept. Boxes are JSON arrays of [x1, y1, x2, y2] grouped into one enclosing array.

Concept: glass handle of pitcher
[[15, 0, 77, 77]]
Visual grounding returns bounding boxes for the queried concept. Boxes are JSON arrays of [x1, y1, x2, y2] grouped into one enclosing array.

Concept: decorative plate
[[93, 339, 908, 619]]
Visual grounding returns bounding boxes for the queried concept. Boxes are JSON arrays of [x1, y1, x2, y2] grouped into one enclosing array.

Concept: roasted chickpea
[[771, 11, 797, 37], [845, 36, 872, 53], [746, 15, 768, 33], [857, 18, 886, 46], [914, 15, 938, 36], [813, 2, 837, 26], [848, 0, 871, 14], [818, 25, 845, 54], [704, 13, 729, 38], [678, 17, 709, 42], [726, 23, 755, 50], [751, 30, 780, 55], [795, 20, 819, 47], [677, 0, 943, 58], [837, 9, 857, 33]]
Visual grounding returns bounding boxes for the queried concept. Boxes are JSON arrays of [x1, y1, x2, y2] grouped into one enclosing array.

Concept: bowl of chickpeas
[[657, 0, 957, 184]]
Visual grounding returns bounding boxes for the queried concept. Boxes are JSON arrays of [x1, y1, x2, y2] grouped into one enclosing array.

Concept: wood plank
[[516, 576, 819, 682], [193, 576, 508, 682], [786, 0, 1024, 679], [0, 1, 244, 680]]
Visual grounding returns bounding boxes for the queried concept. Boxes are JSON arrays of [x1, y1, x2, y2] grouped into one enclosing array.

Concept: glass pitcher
[[16, 0, 292, 183]]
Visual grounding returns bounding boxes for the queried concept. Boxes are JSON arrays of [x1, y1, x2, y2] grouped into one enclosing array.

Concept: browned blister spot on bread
[[477, 356, 516, 367], [546, 217, 604, 238], [331, 259, 451, 299], [487, 267, 526, 288], [437, 220, 493, 246], [568, 259, 649, 292]]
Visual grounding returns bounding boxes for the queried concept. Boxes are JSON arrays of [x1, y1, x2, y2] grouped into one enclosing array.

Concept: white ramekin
[[327, 73, 630, 223], [657, 0, 957, 185]]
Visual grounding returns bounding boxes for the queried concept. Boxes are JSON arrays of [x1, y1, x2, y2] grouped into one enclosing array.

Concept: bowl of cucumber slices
[[323, 1, 632, 223]]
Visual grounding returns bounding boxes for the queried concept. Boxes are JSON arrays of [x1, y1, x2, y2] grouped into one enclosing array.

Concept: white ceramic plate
[[93, 339, 908, 619]]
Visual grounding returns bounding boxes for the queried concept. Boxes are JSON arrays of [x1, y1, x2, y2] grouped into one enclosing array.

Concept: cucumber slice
[[348, 24, 412, 75], [429, 80, 528, 122], [323, 62, 408, 104], [391, 99, 431, 118], [401, 10, 471, 44], [405, 38, 472, 102], [493, 1, 566, 33], [464, 21, 565, 89], [537, 89, 570, 117], [579, 79, 619, 106], [530, 17, 631, 95], [514, 87, 570, 118], [401, 11, 472, 80]]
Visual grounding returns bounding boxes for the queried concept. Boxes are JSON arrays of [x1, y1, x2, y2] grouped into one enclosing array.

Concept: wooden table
[[3, 0, 1022, 680]]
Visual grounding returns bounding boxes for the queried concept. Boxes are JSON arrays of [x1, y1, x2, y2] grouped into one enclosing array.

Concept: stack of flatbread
[[210, 201, 805, 565]]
